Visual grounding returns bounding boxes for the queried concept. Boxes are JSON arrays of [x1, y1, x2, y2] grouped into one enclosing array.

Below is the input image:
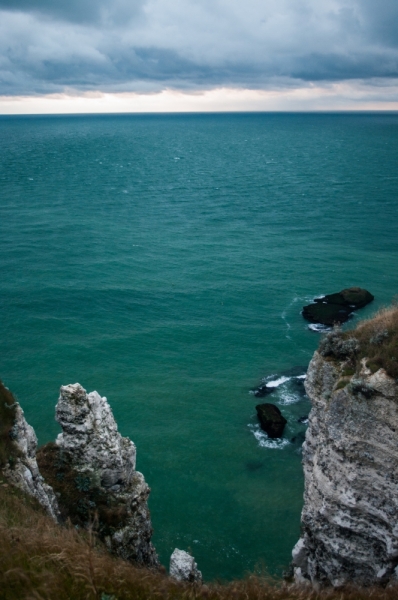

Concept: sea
[[1, 112, 398, 580]]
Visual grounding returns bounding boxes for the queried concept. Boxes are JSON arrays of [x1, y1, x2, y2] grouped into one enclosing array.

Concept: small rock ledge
[[170, 548, 202, 583]]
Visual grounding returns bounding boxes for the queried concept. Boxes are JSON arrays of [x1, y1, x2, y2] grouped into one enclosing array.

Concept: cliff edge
[[292, 307, 398, 587]]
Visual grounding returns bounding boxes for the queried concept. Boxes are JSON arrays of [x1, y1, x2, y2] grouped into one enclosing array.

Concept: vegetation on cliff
[[37, 441, 130, 536], [319, 305, 398, 380], [0, 381, 21, 470]]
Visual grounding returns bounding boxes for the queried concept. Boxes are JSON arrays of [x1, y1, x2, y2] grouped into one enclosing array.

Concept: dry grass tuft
[[351, 305, 398, 379], [320, 305, 398, 380], [1, 481, 398, 600]]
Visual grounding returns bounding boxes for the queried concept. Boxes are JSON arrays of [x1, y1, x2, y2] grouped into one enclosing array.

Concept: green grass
[[335, 380, 349, 391], [342, 368, 355, 377]]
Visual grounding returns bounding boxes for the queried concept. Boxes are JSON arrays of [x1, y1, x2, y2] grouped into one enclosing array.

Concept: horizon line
[[2, 109, 398, 117]]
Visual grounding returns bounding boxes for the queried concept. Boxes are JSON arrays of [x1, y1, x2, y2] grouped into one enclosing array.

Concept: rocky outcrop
[[302, 287, 374, 326], [170, 549, 202, 583], [256, 403, 287, 438], [292, 347, 398, 587], [38, 383, 159, 567], [3, 402, 60, 521]]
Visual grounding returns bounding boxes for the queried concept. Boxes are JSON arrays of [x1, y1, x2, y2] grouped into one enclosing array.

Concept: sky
[[1, 0, 398, 113]]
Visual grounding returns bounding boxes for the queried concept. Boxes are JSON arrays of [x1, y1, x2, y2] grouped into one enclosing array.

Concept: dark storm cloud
[[0, 0, 144, 24], [1, 0, 398, 96], [360, 0, 398, 47]]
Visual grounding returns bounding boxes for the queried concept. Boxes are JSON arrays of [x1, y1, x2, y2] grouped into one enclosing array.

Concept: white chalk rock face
[[292, 351, 398, 587], [55, 383, 159, 567], [4, 403, 60, 521], [170, 548, 202, 583]]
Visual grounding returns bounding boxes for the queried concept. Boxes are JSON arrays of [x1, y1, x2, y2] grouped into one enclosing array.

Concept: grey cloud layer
[[0, 0, 145, 24], [1, 0, 398, 95]]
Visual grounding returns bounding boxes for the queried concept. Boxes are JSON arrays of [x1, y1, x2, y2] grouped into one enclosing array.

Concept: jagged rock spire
[[54, 383, 159, 567]]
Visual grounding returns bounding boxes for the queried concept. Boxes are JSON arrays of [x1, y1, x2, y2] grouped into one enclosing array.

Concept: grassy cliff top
[[319, 305, 398, 380]]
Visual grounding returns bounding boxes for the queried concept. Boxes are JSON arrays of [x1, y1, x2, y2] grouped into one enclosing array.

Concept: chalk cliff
[[292, 321, 398, 587], [2, 400, 60, 521], [38, 383, 159, 567]]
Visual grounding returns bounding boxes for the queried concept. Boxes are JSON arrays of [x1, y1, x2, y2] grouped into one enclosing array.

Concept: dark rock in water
[[303, 303, 352, 326], [297, 415, 309, 424], [253, 384, 273, 398], [302, 287, 374, 326], [317, 287, 374, 309], [255, 403, 287, 438], [253, 368, 306, 397]]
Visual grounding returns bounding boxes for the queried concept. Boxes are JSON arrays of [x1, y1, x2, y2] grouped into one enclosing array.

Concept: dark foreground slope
[[2, 471, 398, 600]]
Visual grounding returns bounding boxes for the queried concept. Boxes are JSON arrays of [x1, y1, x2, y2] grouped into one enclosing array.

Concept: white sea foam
[[279, 392, 300, 405], [281, 295, 300, 335], [253, 373, 306, 396], [308, 323, 331, 333], [264, 375, 290, 388], [248, 424, 290, 450], [263, 373, 276, 381]]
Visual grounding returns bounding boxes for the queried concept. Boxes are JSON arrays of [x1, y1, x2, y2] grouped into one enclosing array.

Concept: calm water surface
[[1, 112, 398, 579]]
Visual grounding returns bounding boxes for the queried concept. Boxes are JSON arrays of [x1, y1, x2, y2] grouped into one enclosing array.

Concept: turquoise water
[[1, 112, 398, 580]]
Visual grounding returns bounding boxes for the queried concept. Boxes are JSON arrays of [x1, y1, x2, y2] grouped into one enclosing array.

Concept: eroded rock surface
[[170, 548, 202, 583], [43, 383, 159, 567], [3, 402, 60, 521], [292, 350, 398, 587]]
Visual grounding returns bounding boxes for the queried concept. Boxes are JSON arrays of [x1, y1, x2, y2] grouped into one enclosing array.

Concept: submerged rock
[[253, 384, 273, 398], [292, 349, 398, 587], [302, 287, 374, 326], [38, 383, 159, 567], [255, 403, 287, 438], [3, 402, 60, 521], [170, 548, 202, 583]]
